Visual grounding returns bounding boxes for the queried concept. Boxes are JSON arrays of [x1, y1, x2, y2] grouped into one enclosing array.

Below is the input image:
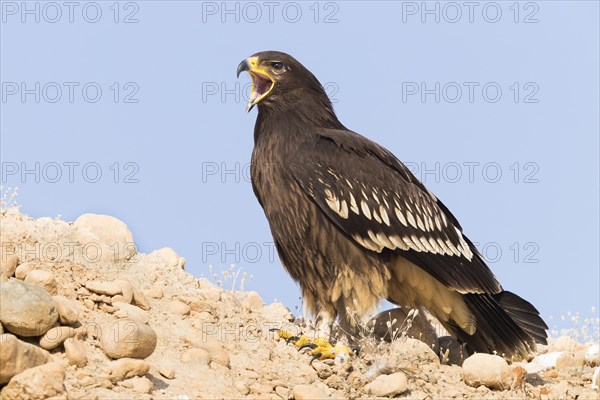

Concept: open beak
[[237, 56, 275, 112]]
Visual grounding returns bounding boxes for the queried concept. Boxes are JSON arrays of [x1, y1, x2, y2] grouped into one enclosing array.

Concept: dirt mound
[[0, 207, 598, 399]]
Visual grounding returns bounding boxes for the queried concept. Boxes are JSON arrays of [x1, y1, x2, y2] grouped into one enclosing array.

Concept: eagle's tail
[[447, 291, 548, 359]]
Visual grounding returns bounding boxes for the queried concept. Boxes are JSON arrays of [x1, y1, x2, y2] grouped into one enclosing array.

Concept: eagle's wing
[[291, 128, 501, 295]]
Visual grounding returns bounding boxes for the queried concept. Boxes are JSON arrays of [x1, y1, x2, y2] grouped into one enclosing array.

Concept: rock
[[0, 279, 58, 336], [53, 295, 80, 325], [149, 247, 180, 268], [24, 269, 58, 295], [462, 353, 511, 390], [364, 372, 408, 397], [0, 251, 19, 278], [292, 384, 328, 400], [86, 280, 122, 296], [131, 376, 153, 394], [387, 337, 440, 367], [115, 279, 134, 303], [556, 351, 585, 370], [169, 300, 191, 316], [549, 336, 579, 352], [158, 365, 175, 379], [183, 334, 230, 367], [73, 214, 136, 261], [585, 343, 600, 367], [0, 334, 51, 384], [260, 303, 294, 322], [275, 386, 290, 399], [113, 302, 149, 324], [199, 287, 222, 302], [14, 262, 34, 280], [108, 358, 150, 382], [64, 338, 87, 367], [526, 351, 564, 373], [39, 326, 76, 350], [145, 287, 163, 299], [132, 288, 151, 310], [0, 362, 65, 400], [180, 348, 211, 365], [243, 291, 264, 310], [100, 320, 157, 359]]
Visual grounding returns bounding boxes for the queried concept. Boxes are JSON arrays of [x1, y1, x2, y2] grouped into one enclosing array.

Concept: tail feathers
[[447, 291, 548, 360]]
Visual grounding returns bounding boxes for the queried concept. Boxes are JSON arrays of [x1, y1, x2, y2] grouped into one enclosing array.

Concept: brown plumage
[[237, 51, 548, 358]]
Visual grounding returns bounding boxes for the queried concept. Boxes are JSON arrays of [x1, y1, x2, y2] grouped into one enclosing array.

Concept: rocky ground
[[0, 205, 599, 399]]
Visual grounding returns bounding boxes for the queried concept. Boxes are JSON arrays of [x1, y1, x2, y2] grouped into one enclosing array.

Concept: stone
[[526, 351, 563, 373], [14, 262, 34, 280], [462, 353, 511, 390], [73, 214, 136, 261], [145, 287, 163, 299], [292, 384, 329, 400], [180, 348, 211, 365], [158, 365, 175, 379], [556, 351, 586, 370], [86, 280, 122, 296], [549, 336, 580, 352], [39, 326, 76, 350], [585, 343, 600, 367], [115, 279, 134, 303], [100, 320, 157, 359], [108, 358, 150, 382], [0, 251, 19, 278], [64, 338, 87, 367], [131, 376, 153, 394], [0, 334, 51, 384], [132, 288, 151, 310], [260, 303, 294, 322], [387, 337, 440, 366], [0, 279, 59, 336], [183, 334, 230, 367], [169, 300, 191, 316], [53, 295, 80, 325], [112, 302, 149, 324], [24, 269, 58, 295], [243, 291, 264, 310], [364, 372, 408, 397], [0, 362, 65, 400]]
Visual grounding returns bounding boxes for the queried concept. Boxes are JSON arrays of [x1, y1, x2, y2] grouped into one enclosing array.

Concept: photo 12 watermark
[[201, 81, 339, 104], [401, 82, 540, 104], [1, 1, 140, 24], [1, 162, 141, 184], [1, 82, 140, 104], [400, 2, 540, 24], [200, 1, 340, 24]]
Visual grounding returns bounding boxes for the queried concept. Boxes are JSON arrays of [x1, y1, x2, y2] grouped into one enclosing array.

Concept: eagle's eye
[[271, 62, 285, 72]]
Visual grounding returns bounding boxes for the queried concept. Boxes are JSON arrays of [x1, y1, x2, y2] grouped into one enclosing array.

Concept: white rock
[[292, 384, 329, 400], [364, 372, 408, 397], [0, 334, 51, 384], [169, 300, 191, 316], [260, 302, 294, 322], [586, 343, 600, 367], [115, 279, 134, 303], [53, 295, 80, 325], [180, 348, 211, 365], [74, 214, 136, 261], [0, 251, 19, 278], [0, 362, 65, 400], [549, 335, 579, 352], [64, 338, 87, 367], [109, 358, 150, 382], [158, 365, 176, 379], [113, 302, 149, 324], [86, 280, 122, 296], [132, 288, 151, 310], [183, 333, 230, 367], [242, 291, 264, 310], [14, 262, 35, 280], [526, 351, 564, 373], [24, 269, 58, 295], [39, 326, 76, 350], [462, 353, 511, 390], [0, 279, 58, 336], [100, 320, 157, 359]]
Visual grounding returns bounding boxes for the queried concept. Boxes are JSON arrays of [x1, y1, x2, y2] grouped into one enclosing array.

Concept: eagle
[[237, 51, 548, 359]]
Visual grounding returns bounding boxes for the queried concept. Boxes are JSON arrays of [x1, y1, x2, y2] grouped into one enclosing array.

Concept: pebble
[[0, 278, 58, 336], [39, 326, 76, 350], [113, 302, 149, 324], [53, 295, 80, 325], [86, 280, 122, 296], [183, 333, 230, 367], [0, 362, 65, 400], [180, 348, 211, 365], [115, 279, 134, 303], [169, 300, 191, 316], [364, 372, 409, 397], [145, 287, 163, 299], [0, 333, 51, 384], [108, 358, 150, 382], [132, 288, 151, 310], [556, 351, 585, 370], [158, 365, 176, 379], [24, 269, 58, 295], [260, 303, 294, 322], [0, 252, 19, 278], [100, 320, 157, 359], [462, 353, 511, 390], [292, 384, 329, 400], [243, 291, 264, 310], [73, 214, 136, 261], [132, 376, 153, 394], [64, 338, 87, 367], [14, 262, 34, 280]]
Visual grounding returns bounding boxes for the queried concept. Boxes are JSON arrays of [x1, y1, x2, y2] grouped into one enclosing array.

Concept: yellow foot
[[270, 329, 353, 366]]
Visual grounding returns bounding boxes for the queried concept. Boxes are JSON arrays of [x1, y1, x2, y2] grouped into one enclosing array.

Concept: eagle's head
[[237, 51, 330, 113]]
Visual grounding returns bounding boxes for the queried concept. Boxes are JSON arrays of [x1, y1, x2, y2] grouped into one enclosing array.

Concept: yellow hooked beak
[[236, 56, 275, 112]]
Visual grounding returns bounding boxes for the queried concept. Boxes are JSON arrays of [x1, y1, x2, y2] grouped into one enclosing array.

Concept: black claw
[[285, 336, 300, 344], [269, 328, 280, 332], [298, 343, 318, 351], [310, 353, 322, 367], [352, 347, 361, 356]]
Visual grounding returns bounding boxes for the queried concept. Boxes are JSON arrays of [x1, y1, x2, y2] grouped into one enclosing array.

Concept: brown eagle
[[237, 51, 547, 358]]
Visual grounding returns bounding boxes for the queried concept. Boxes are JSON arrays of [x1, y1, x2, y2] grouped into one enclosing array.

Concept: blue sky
[[1, 1, 598, 335]]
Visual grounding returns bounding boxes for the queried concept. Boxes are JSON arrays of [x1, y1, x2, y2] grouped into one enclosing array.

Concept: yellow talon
[[270, 329, 353, 365]]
